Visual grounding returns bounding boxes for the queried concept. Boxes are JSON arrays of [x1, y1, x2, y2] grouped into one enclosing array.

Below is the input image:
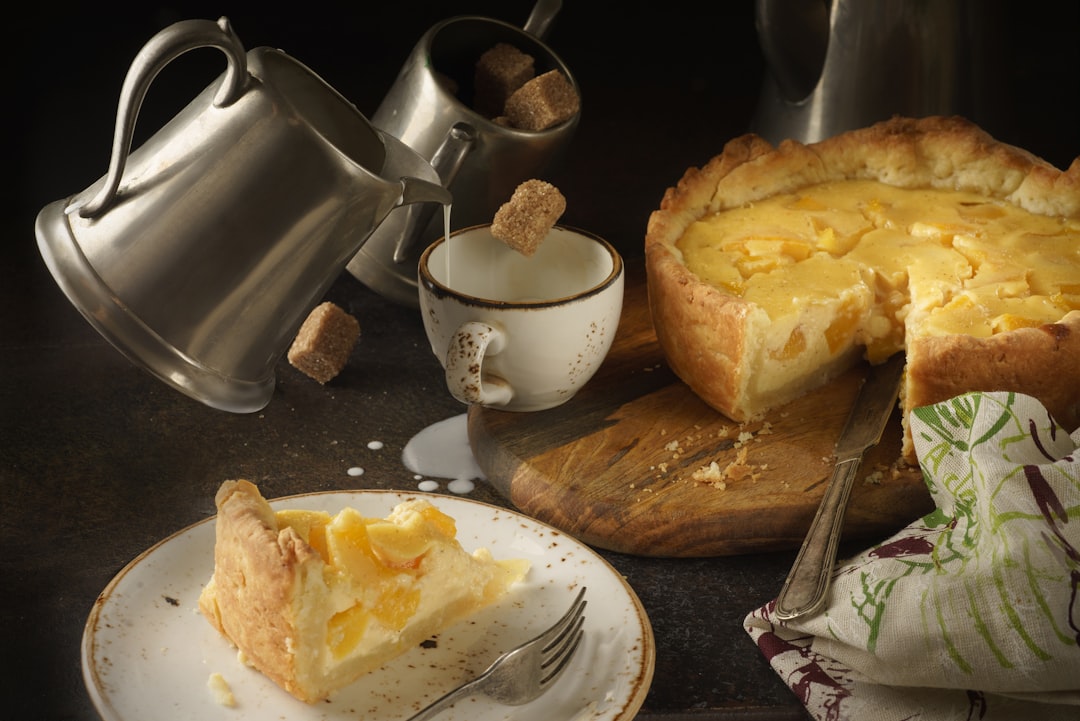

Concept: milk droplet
[[447, 478, 476, 494], [367, 440, 384, 450], [346, 467, 365, 477], [402, 414, 484, 494], [418, 479, 440, 492]]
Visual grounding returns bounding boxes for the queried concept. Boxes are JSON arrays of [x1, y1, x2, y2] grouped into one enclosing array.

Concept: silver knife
[[774, 353, 906, 621]]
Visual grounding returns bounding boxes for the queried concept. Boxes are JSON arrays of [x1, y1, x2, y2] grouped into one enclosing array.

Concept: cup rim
[[418, 223, 623, 308]]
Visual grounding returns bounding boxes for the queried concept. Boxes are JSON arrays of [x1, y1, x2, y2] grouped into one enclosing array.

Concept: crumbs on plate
[[208, 672, 236, 707]]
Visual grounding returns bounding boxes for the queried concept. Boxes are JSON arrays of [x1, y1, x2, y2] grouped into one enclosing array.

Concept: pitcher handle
[[75, 17, 249, 219], [523, 0, 562, 39]]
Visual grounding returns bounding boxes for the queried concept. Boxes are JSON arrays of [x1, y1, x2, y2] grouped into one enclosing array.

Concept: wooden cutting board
[[468, 259, 934, 557]]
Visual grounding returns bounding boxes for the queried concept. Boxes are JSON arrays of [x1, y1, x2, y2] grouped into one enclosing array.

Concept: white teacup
[[418, 224, 624, 411]]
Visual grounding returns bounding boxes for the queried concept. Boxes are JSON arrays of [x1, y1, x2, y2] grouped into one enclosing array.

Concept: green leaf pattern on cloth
[[745, 392, 1080, 720]]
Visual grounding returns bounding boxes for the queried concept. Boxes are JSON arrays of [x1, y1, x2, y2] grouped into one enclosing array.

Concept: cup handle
[[444, 321, 513, 407], [74, 17, 250, 219]]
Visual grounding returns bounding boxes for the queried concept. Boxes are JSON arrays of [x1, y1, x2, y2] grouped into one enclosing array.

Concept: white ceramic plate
[[83, 490, 655, 721]]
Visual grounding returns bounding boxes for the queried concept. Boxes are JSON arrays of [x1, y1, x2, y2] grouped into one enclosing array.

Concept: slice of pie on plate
[[198, 480, 529, 703]]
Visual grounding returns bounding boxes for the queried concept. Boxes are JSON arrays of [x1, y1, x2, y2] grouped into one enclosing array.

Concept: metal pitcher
[[752, 0, 998, 144], [35, 17, 451, 413]]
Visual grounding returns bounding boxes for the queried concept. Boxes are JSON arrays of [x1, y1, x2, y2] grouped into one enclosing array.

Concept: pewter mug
[[35, 17, 451, 413], [752, 0, 997, 144], [347, 0, 579, 306]]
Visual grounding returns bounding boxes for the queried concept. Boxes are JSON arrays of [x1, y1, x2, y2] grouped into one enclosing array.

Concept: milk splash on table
[[402, 413, 484, 494]]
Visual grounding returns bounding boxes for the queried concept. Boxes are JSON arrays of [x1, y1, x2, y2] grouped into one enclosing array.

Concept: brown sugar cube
[[287, 302, 360, 384], [504, 70, 580, 131], [474, 43, 535, 118], [490, 179, 566, 257]]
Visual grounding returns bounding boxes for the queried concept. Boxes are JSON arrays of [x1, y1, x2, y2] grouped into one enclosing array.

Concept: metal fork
[[405, 587, 587, 721]]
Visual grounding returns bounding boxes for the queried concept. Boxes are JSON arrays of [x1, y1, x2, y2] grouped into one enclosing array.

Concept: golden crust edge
[[198, 479, 325, 703], [905, 310, 1080, 435]]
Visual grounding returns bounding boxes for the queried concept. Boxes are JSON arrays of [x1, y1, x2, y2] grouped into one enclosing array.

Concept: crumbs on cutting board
[[863, 461, 908, 485], [639, 419, 777, 492], [632, 408, 910, 500]]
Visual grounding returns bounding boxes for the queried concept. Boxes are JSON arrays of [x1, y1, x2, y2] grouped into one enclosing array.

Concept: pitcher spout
[[397, 176, 452, 209]]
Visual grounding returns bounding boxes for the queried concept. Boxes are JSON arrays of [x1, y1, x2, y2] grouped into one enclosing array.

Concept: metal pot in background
[[348, 0, 578, 307], [752, 0, 1001, 145]]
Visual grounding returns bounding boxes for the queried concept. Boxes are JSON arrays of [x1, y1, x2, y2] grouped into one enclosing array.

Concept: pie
[[645, 116, 1079, 462], [198, 480, 529, 703]]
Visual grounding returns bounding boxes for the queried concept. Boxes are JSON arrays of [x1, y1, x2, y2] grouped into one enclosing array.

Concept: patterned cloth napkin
[[745, 391, 1080, 720]]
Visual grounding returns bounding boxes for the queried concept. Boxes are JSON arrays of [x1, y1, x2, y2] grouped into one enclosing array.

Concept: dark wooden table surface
[[5, 2, 1077, 720]]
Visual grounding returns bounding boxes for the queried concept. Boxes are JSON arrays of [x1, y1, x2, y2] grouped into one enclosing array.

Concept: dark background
[[13, 0, 1079, 274], [5, 2, 1078, 720], [10, 1, 1079, 355]]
